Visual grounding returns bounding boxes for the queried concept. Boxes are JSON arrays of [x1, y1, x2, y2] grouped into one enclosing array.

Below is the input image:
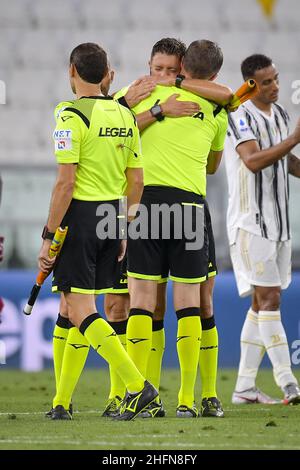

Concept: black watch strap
[[150, 104, 164, 122], [42, 225, 55, 241], [175, 74, 185, 88]]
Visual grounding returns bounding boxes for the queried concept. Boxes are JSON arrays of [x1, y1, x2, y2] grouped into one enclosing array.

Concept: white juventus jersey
[[224, 100, 290, 245]]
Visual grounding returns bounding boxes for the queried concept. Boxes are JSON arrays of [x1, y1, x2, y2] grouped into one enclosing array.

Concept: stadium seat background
[[0, 0, 299, 268]]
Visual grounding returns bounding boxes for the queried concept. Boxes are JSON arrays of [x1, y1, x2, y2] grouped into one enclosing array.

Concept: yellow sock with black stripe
[[53, 324, 90, 409], [80, 313, 144, 393], [52, 314, 70, 394], [107, 320, 127, 399], [176, 308, 201, 408], [127, 309, 153, 377], [199, 316, 218, 399], [147, 320, 165, 391]]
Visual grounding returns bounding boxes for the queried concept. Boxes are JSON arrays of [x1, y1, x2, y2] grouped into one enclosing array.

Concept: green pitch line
[[0, 369, 299, 450]]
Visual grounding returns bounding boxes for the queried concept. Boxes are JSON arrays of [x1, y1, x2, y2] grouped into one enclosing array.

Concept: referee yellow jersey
[[115, 86, 228, 197], [53, 96, 143, 201]]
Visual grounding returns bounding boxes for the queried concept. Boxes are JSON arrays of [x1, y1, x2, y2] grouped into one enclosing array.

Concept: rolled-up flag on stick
[[23, 226, 68, 315], [228, 79, 259, 112]]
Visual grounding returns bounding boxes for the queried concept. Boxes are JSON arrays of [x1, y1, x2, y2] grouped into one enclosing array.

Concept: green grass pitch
[[0, 368, 299, 450]]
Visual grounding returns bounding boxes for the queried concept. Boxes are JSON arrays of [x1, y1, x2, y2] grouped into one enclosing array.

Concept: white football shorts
[[230, 228, 291, 297]]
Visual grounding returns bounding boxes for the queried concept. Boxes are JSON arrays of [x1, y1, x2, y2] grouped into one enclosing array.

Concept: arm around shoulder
[[177, 77, 233, 105]]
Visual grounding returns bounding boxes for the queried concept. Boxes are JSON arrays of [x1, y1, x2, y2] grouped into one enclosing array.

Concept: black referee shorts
[[106, 255, 129, 294], [52, 199, 123, 295], [127, 186, 211, 283], [205, 199, 218, 279]]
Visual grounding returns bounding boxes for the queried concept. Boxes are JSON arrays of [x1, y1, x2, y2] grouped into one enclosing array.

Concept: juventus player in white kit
[[225, 54, 300, 405]]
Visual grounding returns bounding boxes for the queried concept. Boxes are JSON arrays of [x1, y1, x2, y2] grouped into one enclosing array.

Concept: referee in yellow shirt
[[124, 40, 228, 417], [38, 42, 157, 420]]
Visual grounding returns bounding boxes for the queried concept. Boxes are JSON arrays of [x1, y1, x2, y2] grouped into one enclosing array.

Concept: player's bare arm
[[157, 76, 233, 105], [136, 93, 200, 132], [123, 76, 157, 108], [160, 93, 200, 117], [125, 167, 144, 221], [47, 164, 76, 232], [121, 167, 143, 263], [38, 163, 76, 273], [237, 118, 300, 173], [288, 153, 300, 178], [134, 109, 157, 132], [206, 150, 223, 175]]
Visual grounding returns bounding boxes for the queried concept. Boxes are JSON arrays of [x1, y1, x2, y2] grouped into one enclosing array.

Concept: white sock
[[258, 310, 297, 389], [235, 308, 265, 392]]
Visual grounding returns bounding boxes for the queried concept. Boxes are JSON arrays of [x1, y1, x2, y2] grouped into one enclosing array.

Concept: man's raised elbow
[[219, 87, 233, 104], [224, 87, 234, 103]]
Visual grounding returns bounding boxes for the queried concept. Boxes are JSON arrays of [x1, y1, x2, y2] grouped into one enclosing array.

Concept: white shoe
[[282, 383, 300, 405], [232, 387, 281, 404]]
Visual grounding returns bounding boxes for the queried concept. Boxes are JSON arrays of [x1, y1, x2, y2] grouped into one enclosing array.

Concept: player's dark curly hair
[[151, 38, 186, 60], [70, 43, 108, 84], [241, 54, 273, 81], [182, 40, 223, 79]]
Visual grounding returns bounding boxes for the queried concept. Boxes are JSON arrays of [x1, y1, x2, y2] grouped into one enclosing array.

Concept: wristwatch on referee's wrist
[[175, 74, 185, 88], [41, 225, 55, 241], [150, 104, 165, 122]]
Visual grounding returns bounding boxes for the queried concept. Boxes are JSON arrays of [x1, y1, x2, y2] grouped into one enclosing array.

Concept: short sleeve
[[54, 101, 74, 123], [53, 110, 82, 164], [114, 86, 129, 101], [227, 107, 257, 150], [211, 110, 229, 151]]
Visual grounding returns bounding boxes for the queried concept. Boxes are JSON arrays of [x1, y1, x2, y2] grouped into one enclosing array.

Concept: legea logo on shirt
[[53, 129, 72, 151]]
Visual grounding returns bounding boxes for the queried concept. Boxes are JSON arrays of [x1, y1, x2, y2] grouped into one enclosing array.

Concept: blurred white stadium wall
[[0, 0, 300, 269]]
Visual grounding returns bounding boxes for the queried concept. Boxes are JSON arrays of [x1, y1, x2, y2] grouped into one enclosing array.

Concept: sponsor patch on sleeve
[[53, 129, 72, 151], [237, 118, 249, 133]]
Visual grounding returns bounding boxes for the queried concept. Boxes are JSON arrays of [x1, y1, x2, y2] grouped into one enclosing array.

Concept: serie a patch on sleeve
[[237, 118, 249, 133], [53, 129, 73, 151]]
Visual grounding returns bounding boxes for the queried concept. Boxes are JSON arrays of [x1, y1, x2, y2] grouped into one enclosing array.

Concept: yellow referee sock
[[147, 320, 165, 391], [176, 308, 201, 408], [199, 316, 218, 399], [127, 309, 153, 377], [52, 314, 70, 394], [80, 313, 144, 393], [108, 320, 127, 399], [53, 325, 90, 409]]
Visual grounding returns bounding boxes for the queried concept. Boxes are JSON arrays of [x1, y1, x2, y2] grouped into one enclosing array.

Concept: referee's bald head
[[182, 40, 223, 80], [70, 43, 108, 84]]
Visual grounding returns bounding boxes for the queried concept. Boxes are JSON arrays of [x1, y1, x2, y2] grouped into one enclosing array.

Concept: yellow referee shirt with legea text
[[53, 96, 142, 201]]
